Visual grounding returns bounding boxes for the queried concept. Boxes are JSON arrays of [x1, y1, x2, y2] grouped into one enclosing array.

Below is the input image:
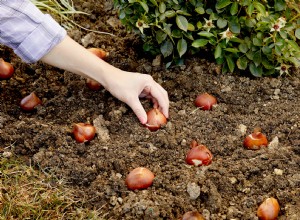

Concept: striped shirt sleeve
[[0, 0, 67, 63]]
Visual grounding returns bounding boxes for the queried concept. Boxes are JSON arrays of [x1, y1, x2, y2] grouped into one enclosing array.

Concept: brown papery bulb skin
[[20, 92, 42, 111], [182, 211, 205, 220], [244, 128, 268, 150], [194, 93, 217, 110], [257, 197, 280, 220], [0, 58, 14, 79], [186, 141, 213, 166], [86, 78, 101, 90], [145, 108, 167, 131], [72, 123, 96, 143], [125, 167, 154, 190]]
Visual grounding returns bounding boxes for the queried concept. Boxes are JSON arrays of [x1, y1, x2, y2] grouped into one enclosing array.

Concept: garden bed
[[0, 0, 299, 219]]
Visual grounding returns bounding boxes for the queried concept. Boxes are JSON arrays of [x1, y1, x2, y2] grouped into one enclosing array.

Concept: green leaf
[[222, 63, 229, 74], [249, 63, 262, 77], [156, 30, 167, 44], [229, 37, 242, 43], [142, 43, 151, 52], [165, 10, 176, 18], [149, 0, 158, 6], [228, 16, 240, 34], [209, 38, 217, 45], [214, 44, 222, 59], [159, 13, 166, 21], [195, 7, 205, 14], [174, 57, 184, 66], [163, 23, 172, 36], [238, 43, 248, 53], [217, 18, 227, 29], [124, 7, 133, 15], [183, 32, 194, 40], [246, 3, 254, 16], [139, 1, 149, 13], [287, 57, 300, 67], [274, 0, 286, 11], [295, 29, 300, 40], [177, 38, 187, 57], [287, 40, 300, 52], [275, 45, 282, 56], [246, 50, 254, 60], [279, 31, 287, 39], [245, 18, 256, 28], [196, 21, 202, 29], [253, 38, 263, 46], [172, 29, 182, 38], [176, 15, 188, 32], [216, 57, 224, 65], [209, 12, 218, 20], [262, 46, 272, 55], [160, 40, 173, 57], [197, 31, 214, 37], [191, 39, 208, 48], [159, 2, 166, 13], [230, 2, 238, 15], [253, 2, 266, 16], [176, 10, 192, 16], [187, 23, 195, 31], [119, 11, 126, 19], [166, 61, 172, 69], [206, 8, 213, 14], [189, 0, 196, 6], [216, 0, 232, 10], [224, 48, 239, 53], [226, 56, 235, 73], [237, 57, 248, 70], [262, 59, 274, 70], [253, 51, 262, 66]]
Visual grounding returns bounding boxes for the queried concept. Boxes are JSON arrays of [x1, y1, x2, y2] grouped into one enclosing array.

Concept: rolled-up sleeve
[[0, 0, 67, 63]]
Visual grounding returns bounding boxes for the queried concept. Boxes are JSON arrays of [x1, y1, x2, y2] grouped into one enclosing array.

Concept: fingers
[[149, 81, 169, 118], [126, 96, 148, 124]]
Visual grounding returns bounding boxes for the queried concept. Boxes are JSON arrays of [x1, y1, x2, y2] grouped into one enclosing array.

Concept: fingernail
[[140, 117, 147, 124]]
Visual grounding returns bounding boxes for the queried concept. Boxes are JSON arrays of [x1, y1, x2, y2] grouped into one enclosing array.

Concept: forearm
[[40, 35, 115, 89]]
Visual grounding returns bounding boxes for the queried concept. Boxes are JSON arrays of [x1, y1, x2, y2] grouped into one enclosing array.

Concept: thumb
[[127, 99, 147, 124]]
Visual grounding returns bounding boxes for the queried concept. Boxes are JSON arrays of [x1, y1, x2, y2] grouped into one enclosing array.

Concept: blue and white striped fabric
[[0, 0, 66, 63]]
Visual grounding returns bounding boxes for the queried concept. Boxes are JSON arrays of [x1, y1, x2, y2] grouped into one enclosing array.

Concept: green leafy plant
[[114, 0, 300, 76]]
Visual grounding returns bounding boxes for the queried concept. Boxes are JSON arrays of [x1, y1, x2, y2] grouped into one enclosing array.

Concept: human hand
[[105, 69, 169, 124], [40, 36, 169, 124]]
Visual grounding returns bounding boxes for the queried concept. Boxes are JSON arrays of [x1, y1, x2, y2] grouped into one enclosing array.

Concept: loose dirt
[[0, 0, 299, 219]]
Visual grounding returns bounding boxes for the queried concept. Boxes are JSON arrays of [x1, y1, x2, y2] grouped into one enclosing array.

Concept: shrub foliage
[[114, 0, 300, 76]]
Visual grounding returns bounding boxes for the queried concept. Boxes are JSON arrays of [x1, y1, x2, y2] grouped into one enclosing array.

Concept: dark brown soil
[[0, 0, 299, 219]]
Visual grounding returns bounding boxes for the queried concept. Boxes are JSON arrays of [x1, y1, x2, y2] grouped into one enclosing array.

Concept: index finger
[[149, 81, 169, 118]]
